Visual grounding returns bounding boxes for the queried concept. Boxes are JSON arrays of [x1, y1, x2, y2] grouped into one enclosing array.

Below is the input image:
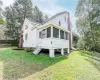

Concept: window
[[65, 17, 66, 22], [39, 31, 42, 38], [65, 32, 68, 40], [42, 29, 46, 38], [25, 33, 28, 40], [53, 27, 59, 38], [60, 30, 64, 39], [25, 25, 28, 29], [39, 27, 51, 39], [47, 27, 51, 38], [59, 21, 61, 26]]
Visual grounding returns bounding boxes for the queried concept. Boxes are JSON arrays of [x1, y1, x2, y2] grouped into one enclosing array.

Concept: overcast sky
[[2, 0, 78, 27]]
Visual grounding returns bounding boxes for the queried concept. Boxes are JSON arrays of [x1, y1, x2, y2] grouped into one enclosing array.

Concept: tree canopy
[[3, 0, 48, 40], [0, 0, 5, 26], [76, 0, 100, 52]]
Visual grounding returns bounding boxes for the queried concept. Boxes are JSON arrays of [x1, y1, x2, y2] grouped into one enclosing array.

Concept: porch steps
[[33, 48, 42, 55]]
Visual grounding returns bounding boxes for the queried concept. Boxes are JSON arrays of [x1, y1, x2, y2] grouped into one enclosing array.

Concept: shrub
[[24, 48, 34, 52]]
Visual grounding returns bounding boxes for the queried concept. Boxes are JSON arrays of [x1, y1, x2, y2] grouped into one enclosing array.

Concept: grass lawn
[[0, 48, 100, 80]]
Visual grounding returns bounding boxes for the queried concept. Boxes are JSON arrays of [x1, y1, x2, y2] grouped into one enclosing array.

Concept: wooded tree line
[[0, 0, 5, 40], [0, 0, 5, 25], [2, 0, 100, 51], [2, 0, 48, 40], [76, 0, 100, 52]]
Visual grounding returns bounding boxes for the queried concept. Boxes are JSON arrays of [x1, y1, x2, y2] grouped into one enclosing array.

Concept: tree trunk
[[18, 6, 27, 48], [18, 21, 23, 48]]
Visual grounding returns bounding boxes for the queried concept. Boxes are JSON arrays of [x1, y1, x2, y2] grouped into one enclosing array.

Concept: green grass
[[0, 48, 100, 80]]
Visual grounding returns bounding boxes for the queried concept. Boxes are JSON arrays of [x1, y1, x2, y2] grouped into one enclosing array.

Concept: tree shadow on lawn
[[79, 50, 100, 72], [0, 48, 67, 80], [0, 44, 16, 49]]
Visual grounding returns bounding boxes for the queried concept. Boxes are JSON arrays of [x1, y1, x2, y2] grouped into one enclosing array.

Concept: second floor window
[[59, 21, 61, 26]]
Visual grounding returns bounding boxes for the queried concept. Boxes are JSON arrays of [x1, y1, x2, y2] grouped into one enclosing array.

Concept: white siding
[[37, 38, 69, 49], [44, 13, 68, 30], [23, 19, 37, 47]]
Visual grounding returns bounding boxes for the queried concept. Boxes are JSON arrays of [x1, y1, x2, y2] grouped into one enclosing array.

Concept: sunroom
[[37, 24, 70, 57]]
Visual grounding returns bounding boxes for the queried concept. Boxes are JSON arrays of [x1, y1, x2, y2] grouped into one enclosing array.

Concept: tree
[[44, 15, 49, 21], [33, 6, 44, 23], [76, 0, 100, 52], [0, 0, 2, 11], [3, 6, 19, 40], [4, 0, 34, 47], [0, 0, 5, 26], [4, 0, 46, 48], [13, 0, 34, 48], [0, 0, 6, 40], [73, 32, 79, 48], [0, 15, 5, 26]]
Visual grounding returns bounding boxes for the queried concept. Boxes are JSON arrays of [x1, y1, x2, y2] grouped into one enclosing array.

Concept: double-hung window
[[39, 27, 51, 39], [59, 21, 61, 26], [42, 29, 46, 39]]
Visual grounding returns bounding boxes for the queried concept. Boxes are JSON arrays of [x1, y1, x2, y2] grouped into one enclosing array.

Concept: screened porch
[[37, 24, 69, 49], [39, 24, 69, 40], [37, 24, 70, 57]]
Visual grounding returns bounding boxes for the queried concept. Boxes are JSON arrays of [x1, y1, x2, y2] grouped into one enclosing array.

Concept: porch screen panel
[[53, 27, 59, 38], [60, 30, 64, 39], [47, 27, 51, 38]]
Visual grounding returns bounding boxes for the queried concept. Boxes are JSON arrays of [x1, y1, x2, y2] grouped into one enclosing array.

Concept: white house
[[22, 11, 73, 58]]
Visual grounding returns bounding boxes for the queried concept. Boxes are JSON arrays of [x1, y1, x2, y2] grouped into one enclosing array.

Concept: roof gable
[[43, 11, 68, 24]]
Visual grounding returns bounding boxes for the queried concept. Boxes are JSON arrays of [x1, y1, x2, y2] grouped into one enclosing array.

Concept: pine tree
[[44, 15, 49, 21], [4, 0, 34, 47], [4, 0, 46, 48], [33, 6, 44, 23]]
